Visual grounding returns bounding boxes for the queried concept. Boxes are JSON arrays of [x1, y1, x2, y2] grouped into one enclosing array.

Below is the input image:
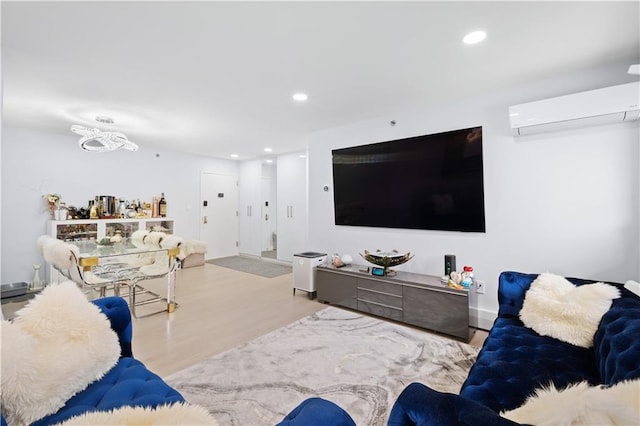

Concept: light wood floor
[[132, 263, 487, 377]]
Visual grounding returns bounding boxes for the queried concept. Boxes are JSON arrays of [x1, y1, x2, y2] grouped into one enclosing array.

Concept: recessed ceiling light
[[266, 159, 273, 164], [264, 147, 272, 152], [292, 93, 308, 102], [299, 154, 307, 158], [230, 154, 239, 158], [463, 30, 487, 45]]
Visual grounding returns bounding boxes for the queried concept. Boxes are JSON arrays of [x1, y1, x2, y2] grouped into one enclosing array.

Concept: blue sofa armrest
[[388, 383, 523, 426], [92, 296, 133, 358], [593, 288, 640, 385], [277, 398, 355, 426], [496, 271, 538, 318]]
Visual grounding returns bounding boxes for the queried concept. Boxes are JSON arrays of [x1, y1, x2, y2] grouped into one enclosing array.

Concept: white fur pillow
[[1, 281, 120, 425], [502, 379, 640, 425], [519, 273, 620, 348]]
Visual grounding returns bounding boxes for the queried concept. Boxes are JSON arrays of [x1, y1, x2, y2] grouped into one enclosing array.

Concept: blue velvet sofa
[[388, 271, 640, 425]]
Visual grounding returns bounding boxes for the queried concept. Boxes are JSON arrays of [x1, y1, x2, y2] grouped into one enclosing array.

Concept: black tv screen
[[332, 126, 485, 232]]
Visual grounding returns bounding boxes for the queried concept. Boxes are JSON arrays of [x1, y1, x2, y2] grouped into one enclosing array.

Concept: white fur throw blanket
[[57, 402, 218, 425], [37, 235, 79, 270], [130, 230, 187, 263], [502, 379, 640, 425], [1, 282, 120, 425], [519, 273, 620, 348], [184, 240, 208, 255]]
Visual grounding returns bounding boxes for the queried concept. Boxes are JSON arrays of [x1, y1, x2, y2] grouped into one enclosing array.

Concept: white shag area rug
[[166, 306, 479, 425]]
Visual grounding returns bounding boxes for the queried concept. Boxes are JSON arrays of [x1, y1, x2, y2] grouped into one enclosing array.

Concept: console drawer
[[357, 277, 402, 296], [357, 299, 403, 322], [357, 288, 402, 309]]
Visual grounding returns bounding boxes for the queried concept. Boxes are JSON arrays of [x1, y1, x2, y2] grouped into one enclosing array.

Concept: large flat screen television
[[332, 126, 485, 232]]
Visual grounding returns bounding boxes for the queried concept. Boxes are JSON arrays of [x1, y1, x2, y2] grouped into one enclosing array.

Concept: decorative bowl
[[97, 238, 114, 246], [360, 249, 414, 274]]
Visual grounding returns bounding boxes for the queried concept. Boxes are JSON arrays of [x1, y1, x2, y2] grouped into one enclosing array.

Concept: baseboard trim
[[469, 306, 496, 331]]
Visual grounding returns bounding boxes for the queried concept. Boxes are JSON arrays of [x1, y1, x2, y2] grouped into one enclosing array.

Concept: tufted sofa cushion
[[32, 357, 184, 425], [593, 289, 640, 386], [459, 316, 599, 412]]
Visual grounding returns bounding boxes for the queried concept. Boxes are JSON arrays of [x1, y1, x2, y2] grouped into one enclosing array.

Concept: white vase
[[55, 208, 67, 220], [31, 264, 43, 291]]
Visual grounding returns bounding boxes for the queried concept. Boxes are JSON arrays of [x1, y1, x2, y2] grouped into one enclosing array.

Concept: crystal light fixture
[[71, 116, 138, 152]]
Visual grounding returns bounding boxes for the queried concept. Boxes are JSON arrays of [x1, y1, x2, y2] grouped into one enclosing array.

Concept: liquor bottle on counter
[[89, 200, 98, 219], [159, 193, 167, 217], [143, 202, 152, 218], [152, 196, 159, 218]]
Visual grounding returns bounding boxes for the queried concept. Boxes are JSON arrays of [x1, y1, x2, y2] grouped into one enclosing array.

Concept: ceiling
[[3, 1, 639, 160]]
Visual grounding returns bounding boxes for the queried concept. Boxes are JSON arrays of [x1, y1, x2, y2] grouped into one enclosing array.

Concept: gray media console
[[316, 264, 472, 341]]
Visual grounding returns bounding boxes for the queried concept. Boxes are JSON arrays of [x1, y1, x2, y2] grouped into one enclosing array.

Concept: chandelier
[[71, 116, 138, 152]]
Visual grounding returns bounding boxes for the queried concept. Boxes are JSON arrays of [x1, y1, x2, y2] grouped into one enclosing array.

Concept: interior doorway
[[200, 172, 239, 259]]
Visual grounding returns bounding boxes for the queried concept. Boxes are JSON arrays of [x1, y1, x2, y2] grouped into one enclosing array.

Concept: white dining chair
[[37, 235, 124, 299]]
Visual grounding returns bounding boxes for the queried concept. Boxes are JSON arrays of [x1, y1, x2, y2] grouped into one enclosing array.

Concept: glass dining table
[[70, 239, 180, 317]]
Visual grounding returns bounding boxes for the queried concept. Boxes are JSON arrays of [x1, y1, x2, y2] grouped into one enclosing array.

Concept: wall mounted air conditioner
[[509, 81, 640, 136]]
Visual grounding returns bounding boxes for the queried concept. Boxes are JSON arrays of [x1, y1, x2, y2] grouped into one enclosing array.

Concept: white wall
[[308, 64, 639, 329], [1, 127, 238, 284], [2, 63, 637, 328], [0, 46, 3, 285]]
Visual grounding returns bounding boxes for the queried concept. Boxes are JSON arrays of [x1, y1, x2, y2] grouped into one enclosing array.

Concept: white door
[[238, 161, 262, 256], [261, 162, 278, 256], [277, 152, 308, 262], [261, 177, 273, 252], [201, 172, 239, 259]]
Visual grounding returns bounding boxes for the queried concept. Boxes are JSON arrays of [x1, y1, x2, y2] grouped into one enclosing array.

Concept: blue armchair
[[31, 296, 184, 425], [3, 294, 355, 426]]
